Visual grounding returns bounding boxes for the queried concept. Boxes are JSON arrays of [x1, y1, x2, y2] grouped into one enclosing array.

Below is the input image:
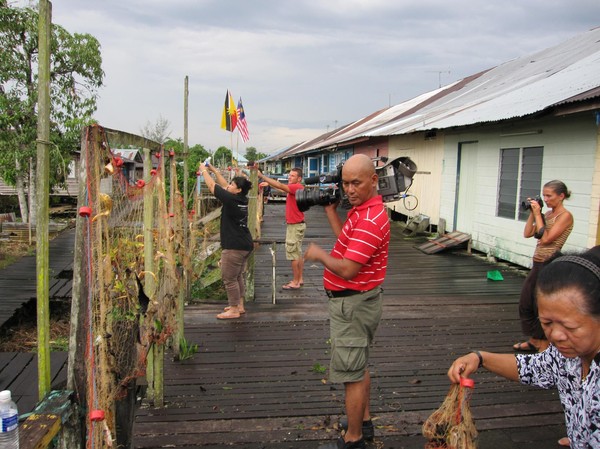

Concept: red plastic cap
[[460, 377, 475, 388], [136, 179, 146, 188], [169, 150, 175, 157], [150, 169, 157, 176], [78, 206, 92, 217], [89, 410, 105, 421]]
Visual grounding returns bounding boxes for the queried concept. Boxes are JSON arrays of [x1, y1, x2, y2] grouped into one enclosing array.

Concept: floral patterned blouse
[[517, 345, 600, 448]]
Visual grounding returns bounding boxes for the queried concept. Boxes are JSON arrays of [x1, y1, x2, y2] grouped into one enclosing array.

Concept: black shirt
[[214, 184, 253, 251]]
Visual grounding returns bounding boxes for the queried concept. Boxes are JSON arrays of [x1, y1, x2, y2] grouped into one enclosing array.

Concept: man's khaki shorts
[[285, 222, 306, 260], [328, 288, 383, 383]]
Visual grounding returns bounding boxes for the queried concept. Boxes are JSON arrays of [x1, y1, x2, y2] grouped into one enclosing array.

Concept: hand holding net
[[422, 378, 478, 449]]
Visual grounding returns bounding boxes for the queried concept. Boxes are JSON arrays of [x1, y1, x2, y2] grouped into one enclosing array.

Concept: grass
[[0, 241, 34, 270], [310, 362, 327, 374], [175, 336, 199, 361]]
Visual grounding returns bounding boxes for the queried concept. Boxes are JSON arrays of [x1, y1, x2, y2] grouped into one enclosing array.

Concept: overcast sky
[[14, 0, 600, 154]]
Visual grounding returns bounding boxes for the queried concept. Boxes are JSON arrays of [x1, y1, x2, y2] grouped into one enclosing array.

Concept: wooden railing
[[19, 390, 74, 449]]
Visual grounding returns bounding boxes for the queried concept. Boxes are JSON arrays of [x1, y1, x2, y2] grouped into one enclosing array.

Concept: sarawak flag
[[220, 90, 238, 132], [237, 98, 250, 142]]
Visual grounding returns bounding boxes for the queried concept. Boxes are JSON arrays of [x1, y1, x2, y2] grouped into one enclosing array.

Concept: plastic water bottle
[[0, 390, 19, 449]]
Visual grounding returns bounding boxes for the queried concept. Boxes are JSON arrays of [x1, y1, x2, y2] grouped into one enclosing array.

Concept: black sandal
[[512, 341, 539, 352]]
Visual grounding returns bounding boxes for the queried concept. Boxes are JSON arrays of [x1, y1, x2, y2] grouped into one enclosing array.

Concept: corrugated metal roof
[[369, 26, 600, 135], [283, 26, 600, 156], [554, 85, 600, 105], [112, 148, 142, 162]]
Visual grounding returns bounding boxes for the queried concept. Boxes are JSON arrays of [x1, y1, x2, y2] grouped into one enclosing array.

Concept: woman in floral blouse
[[448, 246, 600, 449]]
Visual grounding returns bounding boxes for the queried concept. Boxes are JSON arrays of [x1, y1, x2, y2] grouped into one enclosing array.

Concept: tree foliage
[[163, 138, 210, 206], [244, 146, 268, 163], [212, 146, 233, 168], [140, 115, 171, 144], [0, 3, 103, 194]]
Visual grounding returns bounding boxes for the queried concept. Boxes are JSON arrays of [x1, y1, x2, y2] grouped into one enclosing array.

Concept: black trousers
[[518, 261, 545, 340]]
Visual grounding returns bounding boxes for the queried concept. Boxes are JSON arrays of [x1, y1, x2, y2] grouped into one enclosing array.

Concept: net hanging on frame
[[78, 124, 185, 448]]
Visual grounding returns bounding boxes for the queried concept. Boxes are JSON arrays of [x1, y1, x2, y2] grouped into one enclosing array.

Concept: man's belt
[[325, 289, 362, 298]]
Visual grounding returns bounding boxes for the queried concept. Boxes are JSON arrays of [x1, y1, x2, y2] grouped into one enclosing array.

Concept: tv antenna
[[427, 70, 451, 88]]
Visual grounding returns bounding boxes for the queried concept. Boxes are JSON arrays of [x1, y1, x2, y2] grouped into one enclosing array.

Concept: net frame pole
[[143, 148, 161, 405]]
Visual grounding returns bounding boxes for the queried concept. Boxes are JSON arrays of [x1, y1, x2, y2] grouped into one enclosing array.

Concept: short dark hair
[[232, 176, 252, 196], [537, 246, 600, 316], [290, 167, 303, 178]]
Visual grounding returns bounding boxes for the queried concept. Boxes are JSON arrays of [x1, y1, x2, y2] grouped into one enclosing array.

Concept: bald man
[[304, 154, 390, 449]]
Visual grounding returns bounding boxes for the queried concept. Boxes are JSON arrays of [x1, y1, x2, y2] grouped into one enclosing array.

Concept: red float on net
[[78, 206, 92, 217], [460, 377, 475, 388], [89, 410, 105, 422]]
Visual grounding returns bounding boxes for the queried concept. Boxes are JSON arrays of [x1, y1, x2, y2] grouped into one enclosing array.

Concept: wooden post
[[175, 76, 189, 351], [143, 148, 159, 404], [245, 169, 259, 302], [270, 243, 277, 305], [64, 126, 94, 449], [183, 75, 189, 224], [36, 0, 52, 400], [153, 343, 164, 408]]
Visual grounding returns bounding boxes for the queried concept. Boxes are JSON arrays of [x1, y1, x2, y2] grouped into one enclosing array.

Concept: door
[[455, 142, 478, 234], [307, 157, 319, 179]]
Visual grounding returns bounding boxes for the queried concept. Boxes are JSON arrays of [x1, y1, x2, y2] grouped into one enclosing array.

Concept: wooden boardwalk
[[0, 226, 75, 328], [0, 228, 73, 413], [133, 204, 567, 449]]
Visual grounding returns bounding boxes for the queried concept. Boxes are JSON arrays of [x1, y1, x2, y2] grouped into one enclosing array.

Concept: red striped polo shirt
[[323, 195, 390, 292]]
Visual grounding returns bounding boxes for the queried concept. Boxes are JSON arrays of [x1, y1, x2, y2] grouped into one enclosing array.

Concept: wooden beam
[[35, 0, 52, 400], [103, 127, 162, 152], [20, 414, 61, 449], [19, 390, 74, 449]]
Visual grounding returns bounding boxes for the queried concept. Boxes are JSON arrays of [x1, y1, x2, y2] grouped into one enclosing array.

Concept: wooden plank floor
[[0, 352, 68, 413], [133, 204, 567, 449], [0, 227, 73, 414], [0, 226, 75, 328]]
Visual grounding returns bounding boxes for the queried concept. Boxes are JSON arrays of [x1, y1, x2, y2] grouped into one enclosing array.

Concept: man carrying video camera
[[304, 154, 390, 449]]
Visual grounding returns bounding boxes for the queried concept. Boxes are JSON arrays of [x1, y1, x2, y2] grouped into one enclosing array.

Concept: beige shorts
[[328, 288, 383, 383], [285, 222, 306, 260]]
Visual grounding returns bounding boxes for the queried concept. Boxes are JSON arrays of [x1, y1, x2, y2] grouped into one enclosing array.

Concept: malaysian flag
[[237, 97, 250, 142]]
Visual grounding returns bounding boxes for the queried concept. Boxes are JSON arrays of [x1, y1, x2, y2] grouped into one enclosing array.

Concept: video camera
[[296, 156, 417, 212]]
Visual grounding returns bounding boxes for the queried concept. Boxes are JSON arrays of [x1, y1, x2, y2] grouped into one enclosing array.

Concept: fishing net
[[422, 378, 478, 449], [77, 125, 189, 448]]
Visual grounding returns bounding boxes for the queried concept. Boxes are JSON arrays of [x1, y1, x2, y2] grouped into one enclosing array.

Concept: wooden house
[[267, 27, 600, 268]]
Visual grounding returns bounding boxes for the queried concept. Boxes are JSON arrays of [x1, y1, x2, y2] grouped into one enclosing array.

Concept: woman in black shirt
[[199, 164, 253, 319]]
